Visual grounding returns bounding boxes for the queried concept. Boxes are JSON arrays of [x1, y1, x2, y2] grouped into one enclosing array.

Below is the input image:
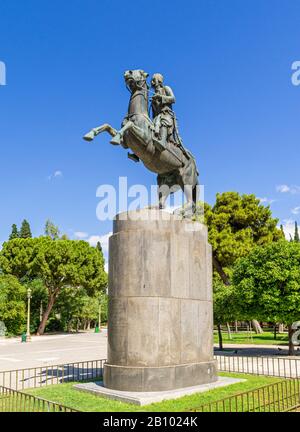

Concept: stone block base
[[74, 376, 244, 406], [103, 360, 217, 392]]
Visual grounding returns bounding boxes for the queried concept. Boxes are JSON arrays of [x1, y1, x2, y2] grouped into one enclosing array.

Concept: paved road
[[214, 343, 300, 358], [0, 334, 298, 372], [0, 331, 107, 371]]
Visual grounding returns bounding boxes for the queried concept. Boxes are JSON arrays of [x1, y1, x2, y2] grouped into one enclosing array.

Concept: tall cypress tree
[[19, 219, 32, 238], [9, 224, 19, 240], [96, 241, 103, 253], [294, 221, 300, 243]]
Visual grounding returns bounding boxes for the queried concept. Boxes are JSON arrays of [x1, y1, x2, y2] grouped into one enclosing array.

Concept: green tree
[[9, 224, 19, 240], [232, 240, 300, 355], [44, 219, 60, 240], [204, 192, 283, 286], [19, 219, 32, 238], [294, 221, 299, 242], [0, 275, 26, 335], [203, 192, 283, 341], [213, 275, 236, 350], [54, 288, 108, 332], [0, 237, 107, 335], [23, 279, 48, 333], [96, 241, 103, 254], [54, 286, 88, 332]]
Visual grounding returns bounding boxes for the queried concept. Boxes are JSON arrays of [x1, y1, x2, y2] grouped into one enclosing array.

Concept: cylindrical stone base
[[104, 209, 217, 392]]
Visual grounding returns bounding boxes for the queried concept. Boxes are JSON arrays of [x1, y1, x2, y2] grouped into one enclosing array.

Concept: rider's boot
[[153, 128, 167, 152], [128, 153, 140, 162], [153, 137, 166, 152]]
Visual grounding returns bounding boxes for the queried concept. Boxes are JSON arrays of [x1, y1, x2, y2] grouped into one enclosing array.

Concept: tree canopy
[[0, 274, 26, 335], [204, 192, 283, 284], [232, 240, 300, 354], [9, 224, 19, 240], [0, 237, 107, 335], [19, 219, 32, 238]]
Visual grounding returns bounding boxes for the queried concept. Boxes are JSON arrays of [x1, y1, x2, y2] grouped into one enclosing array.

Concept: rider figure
[[127, 72, 189, 162], [151, 73, 184, 153]]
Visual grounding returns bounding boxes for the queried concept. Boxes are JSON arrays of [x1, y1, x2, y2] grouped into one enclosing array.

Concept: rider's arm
[[161, 86, 176, 105]]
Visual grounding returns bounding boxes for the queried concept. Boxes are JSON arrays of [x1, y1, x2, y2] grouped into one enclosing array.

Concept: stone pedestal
[[103, 209, 217, 392]]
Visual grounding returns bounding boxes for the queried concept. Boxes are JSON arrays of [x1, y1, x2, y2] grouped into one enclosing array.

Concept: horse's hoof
[[83, 131, 95, 141], [110, 134, 121, 145], [173, 207, 183, 216]]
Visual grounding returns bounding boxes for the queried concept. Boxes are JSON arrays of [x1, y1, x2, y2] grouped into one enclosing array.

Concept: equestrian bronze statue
[[83, 69, 199, 217]]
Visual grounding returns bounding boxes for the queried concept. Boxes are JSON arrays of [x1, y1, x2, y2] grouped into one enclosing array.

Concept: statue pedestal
[[104, 209, 217, 392]]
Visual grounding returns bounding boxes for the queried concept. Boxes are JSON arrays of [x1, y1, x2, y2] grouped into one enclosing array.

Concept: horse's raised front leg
[[110, 121, 148, 146], [83, 124, 118, 142]]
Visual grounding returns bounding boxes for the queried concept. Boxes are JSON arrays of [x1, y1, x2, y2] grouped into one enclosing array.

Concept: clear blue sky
[[1, 0, 300, 259]]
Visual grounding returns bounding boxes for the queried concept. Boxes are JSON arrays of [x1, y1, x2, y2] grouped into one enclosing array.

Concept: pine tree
[[280, 224, 285, 237], [294, 221, 300, 243], [19, 219, 32, 238], [9, 224, 19, 240], [96, 241, 103, 253]]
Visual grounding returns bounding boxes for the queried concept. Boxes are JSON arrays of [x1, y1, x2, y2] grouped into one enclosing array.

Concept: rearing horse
[[83, 69, 199, 216]]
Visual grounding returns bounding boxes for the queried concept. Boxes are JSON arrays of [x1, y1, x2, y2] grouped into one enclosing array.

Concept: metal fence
[[2, 355, 300, 412], [0, 359, 106, 391], [215, 354, 300, 378], [191, 379, 300, 412], [0, 386, 78, 412]]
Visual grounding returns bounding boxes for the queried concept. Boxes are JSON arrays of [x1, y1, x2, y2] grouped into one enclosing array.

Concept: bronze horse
[[83, 69, 199, 217]]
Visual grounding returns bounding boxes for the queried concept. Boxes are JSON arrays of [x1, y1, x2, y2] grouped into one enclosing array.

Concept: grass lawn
[[214, 331, 289, 345], [25, 373, 282, 412]]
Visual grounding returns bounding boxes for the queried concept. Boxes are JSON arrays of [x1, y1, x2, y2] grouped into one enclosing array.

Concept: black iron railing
[[0, 358, 106, 390], [190, 379, 300, 412], [215, 354, 300, 378], [0, 385, 79, 412]]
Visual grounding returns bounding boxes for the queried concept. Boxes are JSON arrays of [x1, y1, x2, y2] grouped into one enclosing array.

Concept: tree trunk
[[36, 294, 56, 335], [212, 255, 230, 286], [235, 320, 238, 333], [217, 324, 223, 350], [226, 322, 232, 340], [274, 323, 277, 340], [288, 324, 295, 356], [87, 320, 91, 330], [251, 319, 263, 334]]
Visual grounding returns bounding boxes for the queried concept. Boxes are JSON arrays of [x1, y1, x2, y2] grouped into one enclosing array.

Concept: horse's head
[[124, 69, 149, 92]]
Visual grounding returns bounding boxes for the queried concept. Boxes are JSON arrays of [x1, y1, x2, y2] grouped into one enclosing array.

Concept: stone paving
[[0, 331, 107, 371]]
